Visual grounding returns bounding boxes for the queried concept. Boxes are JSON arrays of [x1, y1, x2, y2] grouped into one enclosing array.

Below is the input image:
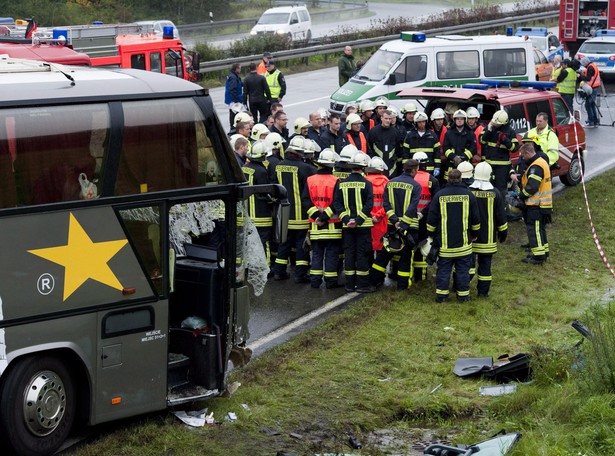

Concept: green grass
[[70, 171, 615, 455]]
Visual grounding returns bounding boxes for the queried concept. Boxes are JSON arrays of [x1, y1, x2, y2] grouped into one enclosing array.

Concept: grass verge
[[70, 170, 615, 455]]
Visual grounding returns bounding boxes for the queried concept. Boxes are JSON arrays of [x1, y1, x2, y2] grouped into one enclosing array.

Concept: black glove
[[426, 246, 439, 265], [403, 230, 416, 249], [498, 230, 508, 243]]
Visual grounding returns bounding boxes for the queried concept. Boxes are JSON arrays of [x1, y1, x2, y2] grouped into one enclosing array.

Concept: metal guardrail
[[198, 10, 558, 74]]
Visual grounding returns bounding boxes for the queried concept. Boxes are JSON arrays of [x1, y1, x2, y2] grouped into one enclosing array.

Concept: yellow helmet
[[293, 117, 310, 135], [491, 109, 509, 126], [346, 113, 362, 130], [251, 123, 270, 141]]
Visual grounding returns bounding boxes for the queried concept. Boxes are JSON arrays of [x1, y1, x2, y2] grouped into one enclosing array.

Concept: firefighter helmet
[[474, 162, 493, 182], [453, 109, 467, 120], [382, 230, 405, 253], [229, 133, 247, 150], [264, 132, 286, 150], [419, 236, 433, 257], [233, 111, 253, 128], [521, 132, 542, 152], [346, 113, 362, 130], [367, 156, 388, 172], [401, 102, 418, 114], [375, 96, 389, 108], [466, 106, 480, 119], [251, 123, 270, 141], [413, 151, 428, 163], [247, 140, 269, 161], [388, 105, 399, 118], [414, 111, 429, 123], [491, 109, 509, 126], [303, 138, 321, 157], [317, 148, 338, 166], [317, 107, 329, 120], [288, 135, 307, 154], [348, 151, 369, 167], [457, 160, 474, 179], [293, 117, 311, 135], [445, 102, 459, 116], [339, 144, 359, 162], [359, 99, 376, 112], [430, 108, 445, 120]]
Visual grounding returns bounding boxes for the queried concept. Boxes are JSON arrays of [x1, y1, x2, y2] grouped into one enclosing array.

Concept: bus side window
[[0, 122, 17, 208]]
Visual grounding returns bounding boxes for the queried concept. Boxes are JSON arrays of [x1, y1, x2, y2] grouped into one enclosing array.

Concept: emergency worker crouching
[[479, 109, 518, 197]]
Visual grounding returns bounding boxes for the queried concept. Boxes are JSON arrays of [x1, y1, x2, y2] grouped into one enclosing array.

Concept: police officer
[[333, 152, 374, 293], [368, 109, 404, 177], [265, 60, 286, 103], [345, 113, 368, 153], [272, 136, 315, 282], [402, 111, 441, 175], [302, 149, 342, 289], [468, 162, 508, 297], [441, 109, 476, 182], [370, 159, 421, 290], [518, 142, 552, 264], [479, 109, 518, 196], [554, 58, 576, 112], [427, 169, 480, 302]]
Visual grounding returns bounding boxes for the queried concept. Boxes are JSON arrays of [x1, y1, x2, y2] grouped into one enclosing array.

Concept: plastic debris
[[172, 408, 208, 427], [241, 403, 251, 411], [429, 383, 443, 394], [348, 435, 362, 449], [289, 432, 303, 439], [225, 412, 237, 422], [480, 384, 518, 396], [261, 427, 282, 436]]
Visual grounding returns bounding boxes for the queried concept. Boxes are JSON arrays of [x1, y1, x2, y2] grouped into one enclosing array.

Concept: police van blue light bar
[[596, 29, 615, 36], [515, 26, 548, 36], [400, 31, 426, 42], [462, 84, 490, 90], [468, 79, 556, 90]]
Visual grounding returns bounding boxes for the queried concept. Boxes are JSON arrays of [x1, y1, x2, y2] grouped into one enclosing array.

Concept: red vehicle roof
[[0, 43, 91, 66], [397, 86, 561, 104]]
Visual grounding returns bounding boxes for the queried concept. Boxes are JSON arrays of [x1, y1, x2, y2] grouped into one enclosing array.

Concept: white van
[[250, 6, 312, 41], [330, 32, 534, 114]]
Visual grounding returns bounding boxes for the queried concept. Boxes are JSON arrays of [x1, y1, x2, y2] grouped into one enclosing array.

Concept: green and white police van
[[330, 32, 535, 114]]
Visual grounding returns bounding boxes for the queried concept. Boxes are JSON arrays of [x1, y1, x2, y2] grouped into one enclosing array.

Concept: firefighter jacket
[[442, 125, 477, 163], [320, 128, 348, 153], [384, 172, 422, 235], [401, 119, 416, 133], [302, 169, 342, 240], [346, 129, 368, 153], [432, 125, 447, 150], [333, 163, 352, 180], [414, 170, 440, 215], [367, 124, 404, 177], [402, 129, 441, 173], [275, 155, 315, 229], [365, 172, 389, 250], [362, 117, 375, 133], [479, 124, 518, 166], [521, 154, 552, 209], [332, 172, 374, 228], [526, 126, 559, 167], [426, 183, 480, 258], [469, 184, 508, 254], [470, 124, 484, 163], [242, 160, 273, 228], [265, 153, 282, 184]]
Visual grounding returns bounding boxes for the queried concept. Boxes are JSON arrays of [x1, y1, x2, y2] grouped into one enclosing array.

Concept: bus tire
[[560, 153, 583, 186], [0, 355, 76, 456]]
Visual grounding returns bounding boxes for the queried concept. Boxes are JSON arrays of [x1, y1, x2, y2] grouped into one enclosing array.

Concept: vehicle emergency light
[[400, 31, 426, 42], [506, 27, 513, 36], [475, 79, 556, 90], [163, 26, 174, 39], [515, 26, 548, 36], [596, 29, 615, 36]]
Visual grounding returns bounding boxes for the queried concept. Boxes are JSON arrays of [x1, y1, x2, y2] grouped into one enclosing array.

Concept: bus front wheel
[[0, 355, 76, 456]]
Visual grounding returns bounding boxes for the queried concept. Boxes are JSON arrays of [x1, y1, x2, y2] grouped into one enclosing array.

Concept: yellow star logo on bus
[[28, 213, 128, 301]]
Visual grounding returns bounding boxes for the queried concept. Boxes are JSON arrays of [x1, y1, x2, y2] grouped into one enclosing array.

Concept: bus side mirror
[[386, 73, 396, 85]]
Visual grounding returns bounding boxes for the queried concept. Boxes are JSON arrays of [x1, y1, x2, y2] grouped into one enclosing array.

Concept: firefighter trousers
[[257, 226, 272, 266], [343, 228, 372, 289], [475, 253, 493, 295], [274, 229, 310, 278], [491, 163, 511, 198], [524, 206, 548, 260], [309, 238, 341, 288], [436, 254, 473, 300], [370, 247, 414, 290]]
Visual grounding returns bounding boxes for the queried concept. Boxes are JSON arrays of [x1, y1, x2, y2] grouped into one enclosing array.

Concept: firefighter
[[525, 112, 559, 169], [402, 111, 441, 175], [466, 106, 483, 163], [345, 113, 368, 153], [263, 132, 286, 183], [441, 109, 476, 182], [468, 162, 508, 297], [359, 99, 376, 133], [250, 123, 270, 144], [272, 136, 315, 282], [364, 156, 389, 253], [389, 105, 405, 139], [290, 117, 311, 141], [242, 140, 274, 264], [301, 149, 343, 289], [400, 102, 418, 133], [412, 151, 440, 282], [479, 109, 518, 197], [367, 109, 404, 178], [430, 108, 447, 172], [518, 142, 552, 264], [373, 96, 389, 124], [427, 168, 480, 302], [265, 60, 286, 103], [332, 152, 375, 293], [370, 159, 421, 290], [334, 144, 358, 180]]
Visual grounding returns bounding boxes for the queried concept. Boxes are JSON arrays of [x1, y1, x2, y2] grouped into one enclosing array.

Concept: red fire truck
[[560, 0, 613, 53]]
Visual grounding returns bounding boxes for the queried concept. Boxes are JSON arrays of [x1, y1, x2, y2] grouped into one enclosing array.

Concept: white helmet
[[430, 108, 445, 120], [229, 133, 247, 150], [303, 138, 321, 156], [474, 162, 493, 182], [359, 99, 376, 112], [413, 151, 429, 162], [388, 105, 399, 118], [339, 144, 359, 162], [251, 123, 270, 141], [348, 151, 369, 167], [466, 107, 480, 119], [233, 111, 253, 128], [453, 109, 467, 120], [346, 113, 362, 130], [414, 111, 429, 123], [317, 148, 338, 166], [401, 102, 418, 114], [457, 161, 474, 179], [247, 140, 269, 161], [264, 132, 286, 150], [317, 107, 330, 120], [445, 102, 460, 116], [367, 156, 388, 172], [288, 135, 307, 154], [419, 237, 433, 257], [491, 109, 509, 126], [293, 117, 310, 135], [375, 96, 389, 108]]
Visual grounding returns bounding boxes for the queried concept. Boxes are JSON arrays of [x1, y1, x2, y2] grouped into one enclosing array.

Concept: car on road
[[516, 26, 565, 62], [250, 6, 312, 41], [398, 80, 586, 186], [575, 29, 615, 75]]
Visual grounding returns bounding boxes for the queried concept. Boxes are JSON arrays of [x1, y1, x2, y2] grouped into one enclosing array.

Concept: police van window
[[506, 103, 528, 133], [0, 104, 109, 208], [131, 53, 146, 70], [116, 98, 224, 196], [552, 98, 571, 125], [484, 48, 526, 77], [165, 49, 184, 79], [436, 50, 479, 79], [150, 52, 162, 73], [394, 55, 427, 83], [290, 12, 298, 24], [526, 100, 552, 128], [355, 49, 402, 81]]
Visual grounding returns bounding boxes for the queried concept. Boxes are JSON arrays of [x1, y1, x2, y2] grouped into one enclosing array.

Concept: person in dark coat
[[224, 63, 243, 132], [243, 62, 272, 124]]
